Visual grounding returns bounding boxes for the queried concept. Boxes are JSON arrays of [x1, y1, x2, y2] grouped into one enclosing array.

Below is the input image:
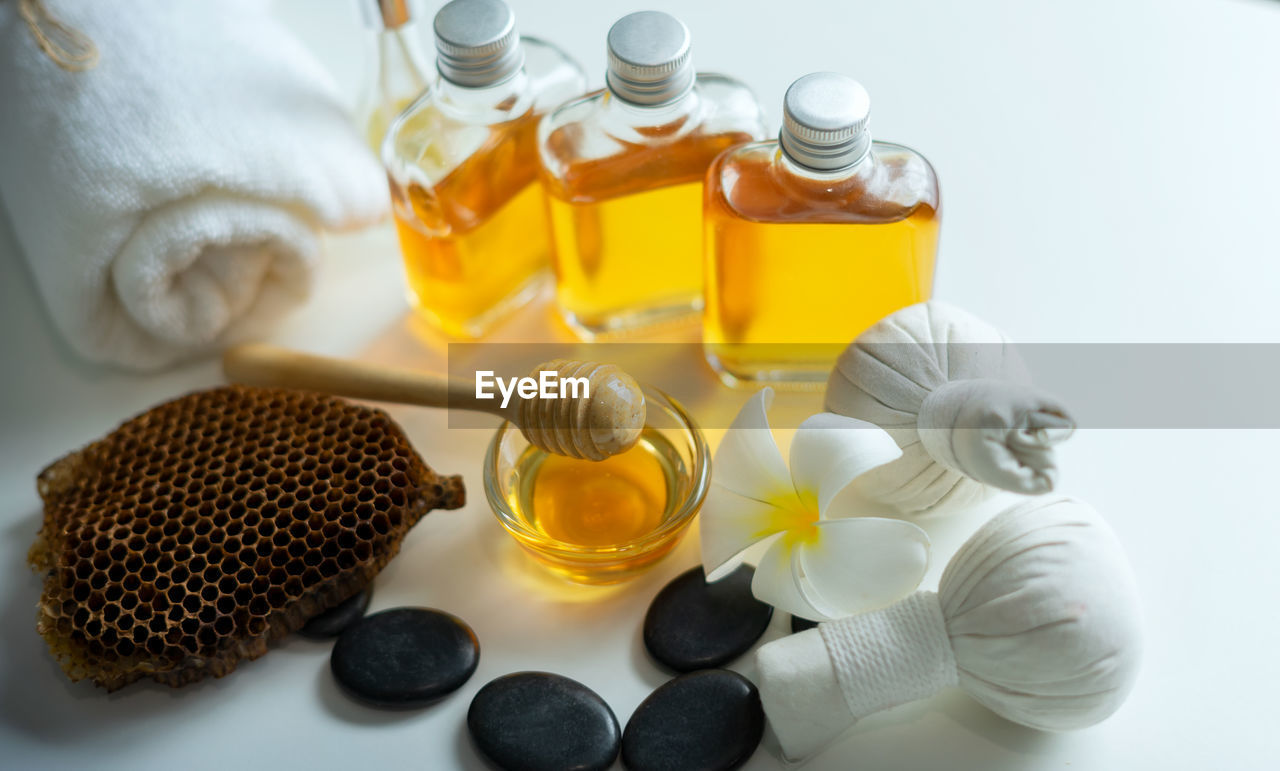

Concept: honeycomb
[[28, 385, 465, 691]]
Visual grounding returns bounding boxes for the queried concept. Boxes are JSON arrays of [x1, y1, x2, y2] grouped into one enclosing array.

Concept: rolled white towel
[[0, 0, 387, 369]]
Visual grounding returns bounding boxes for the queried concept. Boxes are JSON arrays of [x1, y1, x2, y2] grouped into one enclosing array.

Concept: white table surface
[[3, 0, 1279, 768]]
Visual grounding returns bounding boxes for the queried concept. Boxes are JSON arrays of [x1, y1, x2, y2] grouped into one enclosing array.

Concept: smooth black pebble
[[468, 672, 620, 771], [299, 586, 372, 639], [790, 614, 819, 634], [622, 669, 765, 771], [330, 607, 478, 708], [643, 565, 772, 672]]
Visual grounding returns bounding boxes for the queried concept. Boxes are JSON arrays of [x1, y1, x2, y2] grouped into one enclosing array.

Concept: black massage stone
[[622, 669, 765, 771], [299, 586, 372, 639], [330, 607, 478, 708], [468, 671, 620, 771], [643, 565, 773, 672]]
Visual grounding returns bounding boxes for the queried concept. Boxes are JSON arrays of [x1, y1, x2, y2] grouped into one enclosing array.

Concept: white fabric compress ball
[[755, 496, 1144, 761], [825, 301, 1075, 513]]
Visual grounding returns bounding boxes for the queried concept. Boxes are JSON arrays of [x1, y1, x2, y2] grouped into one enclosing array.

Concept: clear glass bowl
[[483, 386, 710, 585]]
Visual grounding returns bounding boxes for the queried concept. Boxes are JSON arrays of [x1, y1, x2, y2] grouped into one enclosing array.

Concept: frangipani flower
[[700, 389, 931, 622]]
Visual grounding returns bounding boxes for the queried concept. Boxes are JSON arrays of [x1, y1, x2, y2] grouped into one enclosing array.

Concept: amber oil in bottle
[[384, 0, 585, 338], [703, 73, 940, 385], [537, 11, 765, 337]]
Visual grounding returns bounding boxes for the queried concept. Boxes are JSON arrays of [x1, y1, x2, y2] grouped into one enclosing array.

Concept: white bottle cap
[[780, 72, 872, 171]]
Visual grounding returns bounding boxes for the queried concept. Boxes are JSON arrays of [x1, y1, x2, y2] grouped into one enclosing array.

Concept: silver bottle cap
[[606, 11, 694, 106], [433, 0, 524, 88], [780, 73, 872, 171]]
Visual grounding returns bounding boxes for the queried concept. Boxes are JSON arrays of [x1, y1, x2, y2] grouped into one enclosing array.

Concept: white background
[[2, 0, 1279, 768]]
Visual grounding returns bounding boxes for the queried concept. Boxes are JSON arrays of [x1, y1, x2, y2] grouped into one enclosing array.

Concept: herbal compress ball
[[29, 386, 464, 691], [756, 496, 1143, 760], [825, 301, 1075, 513]]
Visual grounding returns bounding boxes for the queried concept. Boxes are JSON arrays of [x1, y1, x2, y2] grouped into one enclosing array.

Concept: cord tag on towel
[[18, 0, 99, 71]]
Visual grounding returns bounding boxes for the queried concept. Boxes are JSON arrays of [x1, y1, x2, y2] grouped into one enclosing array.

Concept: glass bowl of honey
[[483, 386, 710, 585]]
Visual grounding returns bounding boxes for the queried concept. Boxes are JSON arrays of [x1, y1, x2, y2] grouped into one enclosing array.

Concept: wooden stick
[[222, 343, 646, 461], [222, 343, 513, 420]]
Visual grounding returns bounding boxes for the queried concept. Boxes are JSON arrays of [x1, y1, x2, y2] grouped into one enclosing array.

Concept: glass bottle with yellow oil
[[358, 0, 433, 155], [537, 11, 766, 338], [383, 0, 586, 338], [703, 72, 941, 386]]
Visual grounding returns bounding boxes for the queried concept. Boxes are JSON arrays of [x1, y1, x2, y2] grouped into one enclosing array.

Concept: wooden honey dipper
[[222, 344, 646, 461]]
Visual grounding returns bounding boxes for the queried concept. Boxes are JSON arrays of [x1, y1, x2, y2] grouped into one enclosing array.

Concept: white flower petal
[[699, 485, 802, 581], [713, 388, 796, 505], [794, 517, 930, 620], [751, 534, 824, 620], [789, 412, 903, 516]]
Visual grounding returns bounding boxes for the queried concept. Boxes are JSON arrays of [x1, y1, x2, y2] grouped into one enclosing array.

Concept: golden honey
[[526, 437, 668, 546], [499, 427, 695, 584]]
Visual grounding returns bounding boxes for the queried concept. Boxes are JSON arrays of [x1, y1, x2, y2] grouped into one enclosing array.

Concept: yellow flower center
[[751, 492, 820, 544]]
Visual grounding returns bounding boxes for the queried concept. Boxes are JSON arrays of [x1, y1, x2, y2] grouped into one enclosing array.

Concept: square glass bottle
[[357, 0, 432, 155], [383, 0, 585, 338], [537, 11, 766, 338], [703, 73, 941, 386]]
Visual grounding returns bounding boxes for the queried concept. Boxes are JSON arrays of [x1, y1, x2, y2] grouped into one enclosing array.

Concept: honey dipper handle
[[221, 343, 511, 419]]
